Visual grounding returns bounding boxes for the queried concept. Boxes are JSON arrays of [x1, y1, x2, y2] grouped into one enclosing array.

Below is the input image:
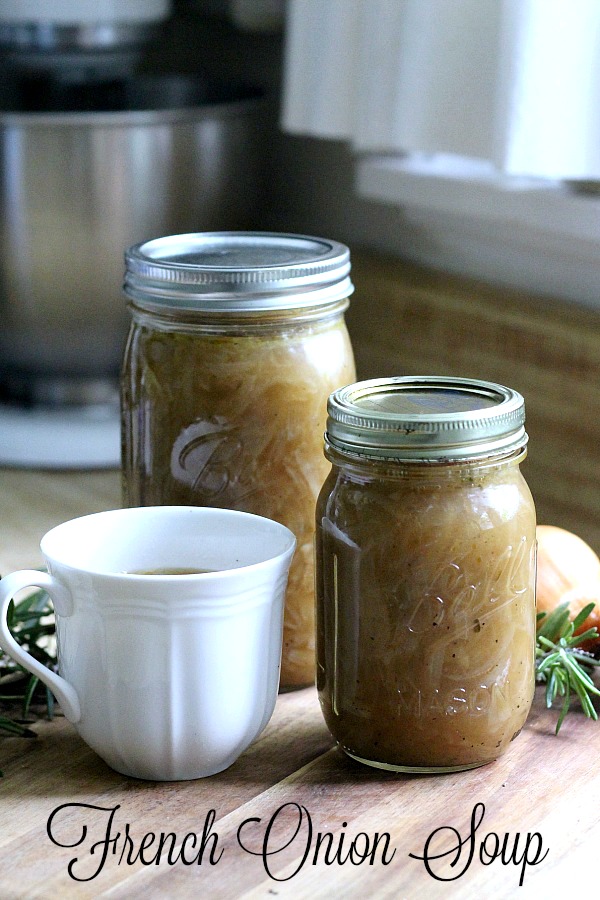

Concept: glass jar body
[[121, 305, 356, 688], [315, 450, 537, 772]]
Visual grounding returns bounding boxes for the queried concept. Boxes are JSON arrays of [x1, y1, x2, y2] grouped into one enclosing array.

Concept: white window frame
[[357, 154, 600, 307]]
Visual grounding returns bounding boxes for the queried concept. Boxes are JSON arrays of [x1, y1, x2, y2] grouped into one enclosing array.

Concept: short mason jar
[[120, 232, 356, 689], [315, 376, 537, 772]]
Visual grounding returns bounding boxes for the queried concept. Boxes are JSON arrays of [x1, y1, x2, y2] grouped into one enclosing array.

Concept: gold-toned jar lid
[[124, 232, 353, 313], [326, 376, 527, 462]]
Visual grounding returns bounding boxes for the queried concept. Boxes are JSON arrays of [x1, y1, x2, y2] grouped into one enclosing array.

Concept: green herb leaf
[[0, 578, 56, 741], [536, 601, 600, 733]]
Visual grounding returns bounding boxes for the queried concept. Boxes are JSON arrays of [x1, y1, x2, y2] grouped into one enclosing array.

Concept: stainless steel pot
[[0, 79, 270, 404]]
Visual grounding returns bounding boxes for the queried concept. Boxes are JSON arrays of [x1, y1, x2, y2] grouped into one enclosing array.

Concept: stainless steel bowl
[[0, 77, 270, 404]]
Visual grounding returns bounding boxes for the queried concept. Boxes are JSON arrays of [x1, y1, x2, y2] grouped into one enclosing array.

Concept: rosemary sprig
[[0, 583, 56, 739], [536, 600, 600, 733]]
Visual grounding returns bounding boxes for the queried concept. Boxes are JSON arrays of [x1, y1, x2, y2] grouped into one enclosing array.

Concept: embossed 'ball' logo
[[171, 417, 244, 500], [405, 592, 446, 634]]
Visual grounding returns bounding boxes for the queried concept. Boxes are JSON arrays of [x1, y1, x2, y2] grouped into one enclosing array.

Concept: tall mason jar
[[315, 376, 537, 772], [121, 232, 356, 688]]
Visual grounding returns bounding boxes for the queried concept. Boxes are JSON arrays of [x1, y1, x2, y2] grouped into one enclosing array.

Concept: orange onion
[[536, 524, 600, 647]]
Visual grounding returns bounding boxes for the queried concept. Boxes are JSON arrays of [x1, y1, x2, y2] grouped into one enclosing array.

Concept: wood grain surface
[[0, 678, 598, 898]]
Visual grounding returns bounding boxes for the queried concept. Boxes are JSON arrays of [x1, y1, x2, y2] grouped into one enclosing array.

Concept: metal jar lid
[[326, 376, 528, 462], [123, 232, 353, 313]]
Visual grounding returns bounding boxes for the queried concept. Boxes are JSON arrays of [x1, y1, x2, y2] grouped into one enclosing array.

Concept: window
[[282, 0, 600, 303]]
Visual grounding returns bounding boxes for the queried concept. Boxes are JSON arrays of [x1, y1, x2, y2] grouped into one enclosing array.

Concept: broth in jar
[[315, 377, 537, 772], [121, 232, 356, 688]]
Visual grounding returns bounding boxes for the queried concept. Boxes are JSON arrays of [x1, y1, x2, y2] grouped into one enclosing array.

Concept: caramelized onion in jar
[[315, 377, 537, 772], [120, 233, 356, 688]]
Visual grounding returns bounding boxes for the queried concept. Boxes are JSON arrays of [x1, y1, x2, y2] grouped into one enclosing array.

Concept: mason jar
[[315, 376, 537, 772], [120, 232, 356, 688]]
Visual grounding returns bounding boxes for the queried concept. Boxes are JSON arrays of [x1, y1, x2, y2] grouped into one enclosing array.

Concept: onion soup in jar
[[315, 376, 536, 772], [121, 232, 356, 688]]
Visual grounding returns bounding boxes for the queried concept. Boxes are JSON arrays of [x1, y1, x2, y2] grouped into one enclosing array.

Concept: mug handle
[[0, 571, 81, 723]]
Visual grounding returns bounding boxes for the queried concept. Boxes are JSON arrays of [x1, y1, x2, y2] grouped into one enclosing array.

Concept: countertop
[[0, 466, 599, 899]]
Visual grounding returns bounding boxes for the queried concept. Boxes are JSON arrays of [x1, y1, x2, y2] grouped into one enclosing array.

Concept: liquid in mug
[[127, 567, 218, 575]]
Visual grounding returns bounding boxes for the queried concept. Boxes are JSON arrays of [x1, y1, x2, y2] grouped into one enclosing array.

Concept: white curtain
[[282, 0, 600, 181]]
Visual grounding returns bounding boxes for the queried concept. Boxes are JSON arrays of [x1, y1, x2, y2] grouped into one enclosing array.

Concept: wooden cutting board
[[0, 682, 598, 898]]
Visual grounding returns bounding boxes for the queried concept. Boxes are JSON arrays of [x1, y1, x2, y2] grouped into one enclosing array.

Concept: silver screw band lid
[[124, 232, 353, 312], [326, 376, 528, 462]]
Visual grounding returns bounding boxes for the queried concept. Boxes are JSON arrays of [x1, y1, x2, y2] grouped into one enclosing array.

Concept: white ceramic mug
[[0, 506, 295, 781]]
